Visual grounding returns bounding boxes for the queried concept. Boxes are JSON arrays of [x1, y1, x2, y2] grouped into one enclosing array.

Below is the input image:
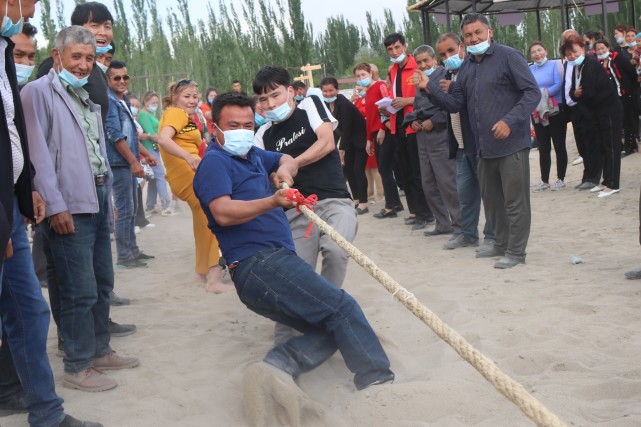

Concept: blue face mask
[[390, 52, 406, 64], [264, 96, 293, 123], [357, 77, 371, 87], [444, 51, 464, 70], [1, 0, 23, 38], [147, 105, 158, 114], [323, 96, 337, 103], [207, 97, 215, 104], [294, 95, 304, 102], [197, 101, 203, 108], [254, 113, 267, 127], [58, 66, 89, 89], [534, 57, 548, 67], [588, 44, 593, 50], [568, 55, 585, 67], [96, 44, 113, 56], [466, 31, 491, 56], [597, 52, 610, 60], [216, 125, 255, 157], [424, 68, 436, 77], [130, 106, 138, 116], [630, 41, 638, 48], [15, 63, 34, 86], [617, 37, 625, 44], [358, 90, 366, 97]]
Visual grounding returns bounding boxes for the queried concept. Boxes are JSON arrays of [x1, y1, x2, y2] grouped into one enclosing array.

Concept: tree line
[[34, 0, 640, 98]]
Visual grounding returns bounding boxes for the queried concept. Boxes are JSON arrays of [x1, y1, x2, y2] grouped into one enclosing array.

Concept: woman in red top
[[352, 88, 384, 202], [353, 62, 403, 218]]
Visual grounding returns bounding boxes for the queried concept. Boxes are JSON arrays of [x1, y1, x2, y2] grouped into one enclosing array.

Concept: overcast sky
[[31, 0, 409, 37]]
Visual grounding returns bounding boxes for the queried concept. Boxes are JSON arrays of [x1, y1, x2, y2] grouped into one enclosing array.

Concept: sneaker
[[57, 414, 104, 427], [575, 181, 595, 190], [116, 259, 147, 268], [443, 234, 479, 250], [109, 291, 130, 306], [0, 394, 27, 416], [476, 238, 496, 252], [146, 207, 160, 215], [597, 188, 620, 198], [160, 208, 177, 216], [109, 319, 137, 337], [404, 216, 417, 225], [589, 185, 605, 193], [533, 182, 550, 192], [551, 179, 566, 190], [373, 209, 397, 219], [571, 156, 583, 166], [494, 256, 525, 269], [135, 252, 155, 260], [134, 226, 141, 234], [355, 370, 395, 391], [624, 267, 641, 280], [142, 223, 156, 229], [62, 368, 117, 392], [93, 351, 140, 370], [475, 244, 505, 258]]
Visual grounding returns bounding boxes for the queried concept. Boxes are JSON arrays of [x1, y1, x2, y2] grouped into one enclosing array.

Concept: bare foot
[[205, 266, 234, 294], [193, 273, 207, 284]]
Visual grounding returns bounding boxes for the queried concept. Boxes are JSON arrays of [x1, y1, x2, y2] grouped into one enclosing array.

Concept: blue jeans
[[0, 197, 65, 427], [146, 149, 171, 210], [111, 166, 140, 262], [42, 185, 113, 373], [231, 248, 393, 390], [456, 150, 494, 241]]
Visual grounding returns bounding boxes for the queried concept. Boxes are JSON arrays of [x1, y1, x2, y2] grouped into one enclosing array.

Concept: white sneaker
[[572, 156, 583, 166], [551, 179, 566, 190], [533, 182, 550, 192], [143, 223, 156, 229], [161, 208, 177, 217], [597, 188, 620, 198], [589, 185, 605, 193], [134, 226, 141, 234]]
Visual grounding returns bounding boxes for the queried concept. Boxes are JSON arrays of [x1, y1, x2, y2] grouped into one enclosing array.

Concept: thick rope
[[283, 188, 567, 427]]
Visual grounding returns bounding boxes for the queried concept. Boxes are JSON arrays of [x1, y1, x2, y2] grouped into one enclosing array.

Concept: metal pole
[[560, 0, 567, 31], [472, 0, 477, 13], [445, 0, 452, 32], [601, 0, 609, 37], [536, 9, 542, 41], [424, 9, 432, 46], [631, 0, 636, 26], [421, 9, 429, 44]]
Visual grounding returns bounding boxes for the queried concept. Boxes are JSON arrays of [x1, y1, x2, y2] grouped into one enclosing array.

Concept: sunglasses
[[111, 74, 130, 82], [176, 79, 197, 89]]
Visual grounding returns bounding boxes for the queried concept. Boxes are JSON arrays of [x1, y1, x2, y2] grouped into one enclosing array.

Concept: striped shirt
[[0, 39, 24, 183]]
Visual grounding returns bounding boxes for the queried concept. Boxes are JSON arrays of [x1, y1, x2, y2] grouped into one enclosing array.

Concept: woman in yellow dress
[[158, 80, 232, 293]]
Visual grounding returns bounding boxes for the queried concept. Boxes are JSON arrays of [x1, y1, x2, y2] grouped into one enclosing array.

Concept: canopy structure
[[407, 0, 635, 45]]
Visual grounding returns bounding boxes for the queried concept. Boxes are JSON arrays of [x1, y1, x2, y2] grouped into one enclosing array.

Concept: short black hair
[[319, 76, 338, 90], [211, 92, 256, 125], [292, 81, 307, 90], [232, 80, 241, 84], [22, 22, 37, 38], [384, 32, 406, 48], [594, 38, 610, 49], [252, 66, 291, 95], [71, 2, 114, 26], [460, 13, 490, 33], [107, 60, 126, 74]]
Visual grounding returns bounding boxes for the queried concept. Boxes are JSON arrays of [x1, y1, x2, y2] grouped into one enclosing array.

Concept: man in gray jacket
[[21, 26, 139, 393]]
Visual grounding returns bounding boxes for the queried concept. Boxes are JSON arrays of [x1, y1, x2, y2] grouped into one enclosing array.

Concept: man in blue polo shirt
[[193, 92, 394, 392]]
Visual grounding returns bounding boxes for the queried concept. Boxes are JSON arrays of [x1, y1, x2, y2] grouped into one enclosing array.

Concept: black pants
[[374, 131, 402, 210], [135, 183, 149, 228], [395, 132, 432, 220], [344, 144, 369, 204], [568, 104, 602, 184], [593, 101, 624, 190], [31, 224, 47, 285], [622, 94, 639, 153], [533, 110, 568, 183]]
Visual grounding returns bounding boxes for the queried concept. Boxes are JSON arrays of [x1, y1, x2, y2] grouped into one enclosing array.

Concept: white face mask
[[96, 62, 109, 73]]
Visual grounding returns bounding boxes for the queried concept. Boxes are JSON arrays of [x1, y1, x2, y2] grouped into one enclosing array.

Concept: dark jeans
[[568, 104, 601, 184], [31, 224, 47, 284], [111, 166, 140, 262], [343, 145, 369, 204], [135, 183, 149, 228], [478, 149, 531, 260], [231, 248, 393, 390], [622, 94, 639, 152], [374, 131, 402, 210], [456, 150, 494, 242], [395, 132, 432, 220], [593, 101, 623, 190], [533, 110, 568, 182], [42, 185, 113, 373], [0, 197, 65, 427]]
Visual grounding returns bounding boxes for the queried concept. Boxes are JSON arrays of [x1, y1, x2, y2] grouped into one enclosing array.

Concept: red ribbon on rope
[[284, 189, 318, 238]]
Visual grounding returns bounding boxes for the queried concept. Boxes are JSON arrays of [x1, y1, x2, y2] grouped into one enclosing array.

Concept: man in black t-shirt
[[253, 66, 358, 344]]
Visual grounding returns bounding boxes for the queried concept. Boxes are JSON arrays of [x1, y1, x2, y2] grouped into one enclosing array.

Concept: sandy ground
[[5, 137, 641, 427]]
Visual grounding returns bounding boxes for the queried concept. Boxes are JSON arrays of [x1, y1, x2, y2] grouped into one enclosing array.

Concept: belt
[[94, 174, 107, 186]]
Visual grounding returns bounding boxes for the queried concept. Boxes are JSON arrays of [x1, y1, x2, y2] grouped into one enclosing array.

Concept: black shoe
[[423, 228, 453, 236], [108, 319, 137, 337], [57, 414, 104, 427], [393, 205, 405, 212], [410, 220, 428, 231], [116, 259, 147, 268], [404, 216, 416, 225], [135, 252, 155, 260], [0, 394, 27, 417], [356, 206, 369, 215], [373, 209, 397, 219]]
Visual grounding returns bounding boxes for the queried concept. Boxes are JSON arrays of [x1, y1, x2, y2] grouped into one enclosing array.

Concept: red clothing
[[200, 103, 214, 134], [389, 54, 418, 135], [364, 80, 389, 137]]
